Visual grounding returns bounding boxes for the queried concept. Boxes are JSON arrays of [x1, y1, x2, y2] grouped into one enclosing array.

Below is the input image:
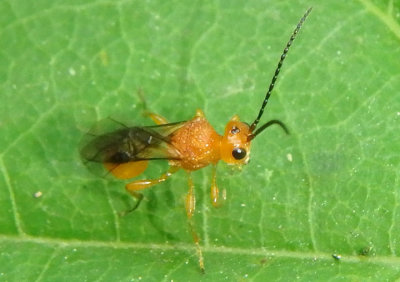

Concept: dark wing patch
[[80, 122, 185, 164]]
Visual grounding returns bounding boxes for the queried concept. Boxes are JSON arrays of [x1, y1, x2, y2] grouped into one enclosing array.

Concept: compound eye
[[232, 147, 246, 160]]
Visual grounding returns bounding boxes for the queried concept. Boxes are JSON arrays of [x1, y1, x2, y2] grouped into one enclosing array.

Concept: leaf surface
[[1, 0, 400, 280]]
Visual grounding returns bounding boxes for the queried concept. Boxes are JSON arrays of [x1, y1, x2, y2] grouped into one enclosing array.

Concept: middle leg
[[210, 165, 226, 207], [185, 172, 205, 273]]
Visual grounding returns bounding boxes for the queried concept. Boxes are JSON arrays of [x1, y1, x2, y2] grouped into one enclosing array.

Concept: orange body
[[169, 113, 221, 170], [168, 110, 251, 171], [101, 109, 252, 179]]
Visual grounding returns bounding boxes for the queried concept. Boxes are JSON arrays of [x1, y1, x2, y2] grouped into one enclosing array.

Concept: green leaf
[[1, 0, 400, 280]]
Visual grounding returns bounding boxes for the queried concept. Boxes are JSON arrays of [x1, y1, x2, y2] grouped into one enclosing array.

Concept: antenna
[[249, 7, 312, 132]]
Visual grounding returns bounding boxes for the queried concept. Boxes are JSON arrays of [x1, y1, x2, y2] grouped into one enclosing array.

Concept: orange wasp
[[80, 8, 312, 272]]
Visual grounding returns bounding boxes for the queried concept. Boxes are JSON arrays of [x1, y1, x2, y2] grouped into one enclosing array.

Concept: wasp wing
[[80, 121, 185, 164]]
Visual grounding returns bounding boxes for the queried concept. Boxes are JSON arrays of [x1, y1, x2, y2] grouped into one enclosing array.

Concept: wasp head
[[220, 115, 252, 165]]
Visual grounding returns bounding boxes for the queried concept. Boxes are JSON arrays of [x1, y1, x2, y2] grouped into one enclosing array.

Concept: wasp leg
[[146, 112, 169, 125], [136, 89, 169, 125], [195, 109, 205, 118], [122, 166, 179, 215], [210, 165, 219, 207], [120, 192, 143, 216], [185, 172, 196, 218], [186, 172, 205, 273], [210, 165, 226, 207]]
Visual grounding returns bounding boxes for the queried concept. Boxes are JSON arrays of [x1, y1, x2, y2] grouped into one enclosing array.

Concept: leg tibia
[[185, 172, 204, 273], [185, 173, 196, 219], [120, 191, 143, 216]]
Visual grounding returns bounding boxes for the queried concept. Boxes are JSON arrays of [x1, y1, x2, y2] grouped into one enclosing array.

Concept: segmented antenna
[[249, 7, 312, 132]]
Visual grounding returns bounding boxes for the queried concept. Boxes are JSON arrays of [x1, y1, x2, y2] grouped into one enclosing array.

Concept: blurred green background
[[1, 0, 400, 280]]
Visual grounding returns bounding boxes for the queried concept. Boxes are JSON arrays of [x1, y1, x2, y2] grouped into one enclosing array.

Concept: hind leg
[[137, 89, 169, 125], [146, 112, 169, 125], [121, 166, 179, 215]]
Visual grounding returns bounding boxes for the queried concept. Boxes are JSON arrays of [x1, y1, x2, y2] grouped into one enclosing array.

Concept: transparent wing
[[80, 121, 186, 165]]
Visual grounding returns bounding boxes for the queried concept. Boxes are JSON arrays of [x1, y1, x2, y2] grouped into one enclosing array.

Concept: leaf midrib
[[2, 234, 400, 267]]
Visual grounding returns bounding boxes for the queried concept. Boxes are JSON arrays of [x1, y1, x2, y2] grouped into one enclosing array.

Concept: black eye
[[230, 126, 240, 134], [232, 148, 246, 160]]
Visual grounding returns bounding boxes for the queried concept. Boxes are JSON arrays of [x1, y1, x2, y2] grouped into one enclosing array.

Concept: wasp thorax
[[221, 115, 251, 165]]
